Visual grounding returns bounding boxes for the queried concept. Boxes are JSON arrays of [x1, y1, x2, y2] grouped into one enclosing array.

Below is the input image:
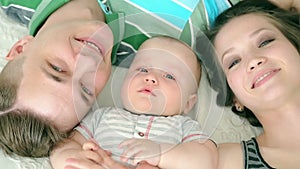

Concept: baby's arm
[[119, 139, 161, 165], [120, 138, 217, 169], [50, 131, 159, 169], [50, 131, 103, 169], [159, 139, 217, 169]]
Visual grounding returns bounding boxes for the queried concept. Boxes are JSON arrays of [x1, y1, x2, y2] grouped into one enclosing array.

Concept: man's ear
[[6, 35, 34, 61], [183, 94, 198, 115]]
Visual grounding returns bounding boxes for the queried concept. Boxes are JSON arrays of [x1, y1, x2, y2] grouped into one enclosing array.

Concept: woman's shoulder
[[217, 143, 244, 169]]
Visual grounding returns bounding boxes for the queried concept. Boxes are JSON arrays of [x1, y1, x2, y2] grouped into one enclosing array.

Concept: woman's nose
[[248, 57, 266, 72]]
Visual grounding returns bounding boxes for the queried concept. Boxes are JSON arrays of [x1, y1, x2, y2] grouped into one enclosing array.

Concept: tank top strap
[[241, 137, 275, 169]]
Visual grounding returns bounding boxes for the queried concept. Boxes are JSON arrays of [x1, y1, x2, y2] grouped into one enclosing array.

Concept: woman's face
[[13, 20, 113, 131], [214, 14, 300, 112]]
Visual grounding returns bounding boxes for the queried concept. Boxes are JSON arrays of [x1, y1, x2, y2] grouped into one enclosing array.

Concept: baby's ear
[[6, 35, 34, 60], [183, 94, 198, 115]]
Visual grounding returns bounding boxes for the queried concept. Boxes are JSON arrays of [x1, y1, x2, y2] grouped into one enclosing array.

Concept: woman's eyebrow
[[249, 28, 271, 38], [222, 47, 234, 62]]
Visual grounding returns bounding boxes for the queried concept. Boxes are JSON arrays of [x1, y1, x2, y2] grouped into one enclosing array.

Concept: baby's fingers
[[83, 141, 99, 151], [136, 161, 159, 169], [120, 145, 144, 163], [69, 149, 105, 166], [65, 158, 107, 169], [119, 138, 143, 152], [119, 138, 137, 148]]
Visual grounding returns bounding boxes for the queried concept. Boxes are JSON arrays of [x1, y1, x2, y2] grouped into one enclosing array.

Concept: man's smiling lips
[[252, 68, 281, 89], [75, 38, 104, 56]]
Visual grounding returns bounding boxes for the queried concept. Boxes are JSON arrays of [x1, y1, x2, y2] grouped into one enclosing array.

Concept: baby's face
[[121, 38, 199, 116]]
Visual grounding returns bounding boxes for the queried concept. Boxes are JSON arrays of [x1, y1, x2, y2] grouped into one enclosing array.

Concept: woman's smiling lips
[[251, 68, 281, 89]]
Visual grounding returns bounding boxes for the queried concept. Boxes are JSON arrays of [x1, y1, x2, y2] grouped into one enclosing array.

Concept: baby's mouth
[[138, 88, 156, 96]]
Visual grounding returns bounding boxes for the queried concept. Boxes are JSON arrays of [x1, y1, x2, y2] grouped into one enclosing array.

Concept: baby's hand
[[64, 147, 104, 169], [64, 140, 111, 169], [119, 138, 161, 166]]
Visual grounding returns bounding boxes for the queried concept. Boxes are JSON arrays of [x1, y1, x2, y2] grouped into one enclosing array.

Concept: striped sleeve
[[75, 107, 109, 140], [181, 116, 208, 142]]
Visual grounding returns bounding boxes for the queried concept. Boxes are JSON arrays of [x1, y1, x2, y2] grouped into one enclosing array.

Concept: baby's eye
[[258, 39, 274, 48], [228, 58, 241, 69], [163, 73, 176, 80], [80, 82, 93, 96], [138, 67, 148, 73]]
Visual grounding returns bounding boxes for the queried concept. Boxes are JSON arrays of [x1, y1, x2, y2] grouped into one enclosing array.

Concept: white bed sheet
[[0, 9, 262, 169]]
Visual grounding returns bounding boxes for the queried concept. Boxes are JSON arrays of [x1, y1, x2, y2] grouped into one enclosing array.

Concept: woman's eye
[[228, 58, 241, 69], [258, 39, 274, 48], [138, 68, 148, 73], [164, 74, 176, 80], [81, 83, 93, 96]]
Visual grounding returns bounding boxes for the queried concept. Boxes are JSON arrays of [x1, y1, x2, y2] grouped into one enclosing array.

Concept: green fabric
[[230, 0, 240, 5], [29, 0, 69, 36], [106, 0, 186, 46], [0, 0, 70, 35], [104, 0, 219, 65], [105, 13, 125, 64], [0, 0, 41, 9], [103, 0, 243, 66]]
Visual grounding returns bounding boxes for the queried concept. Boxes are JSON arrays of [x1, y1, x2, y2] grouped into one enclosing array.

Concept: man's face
[[14, 20, 113, 131]]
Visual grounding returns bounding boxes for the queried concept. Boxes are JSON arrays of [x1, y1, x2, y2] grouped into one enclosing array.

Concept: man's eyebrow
[[40, 66, 65, 83], [41, 65, 92, 106]]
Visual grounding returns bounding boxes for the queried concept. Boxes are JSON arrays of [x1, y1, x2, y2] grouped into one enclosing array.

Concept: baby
[[51, 36, 217, 169]]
